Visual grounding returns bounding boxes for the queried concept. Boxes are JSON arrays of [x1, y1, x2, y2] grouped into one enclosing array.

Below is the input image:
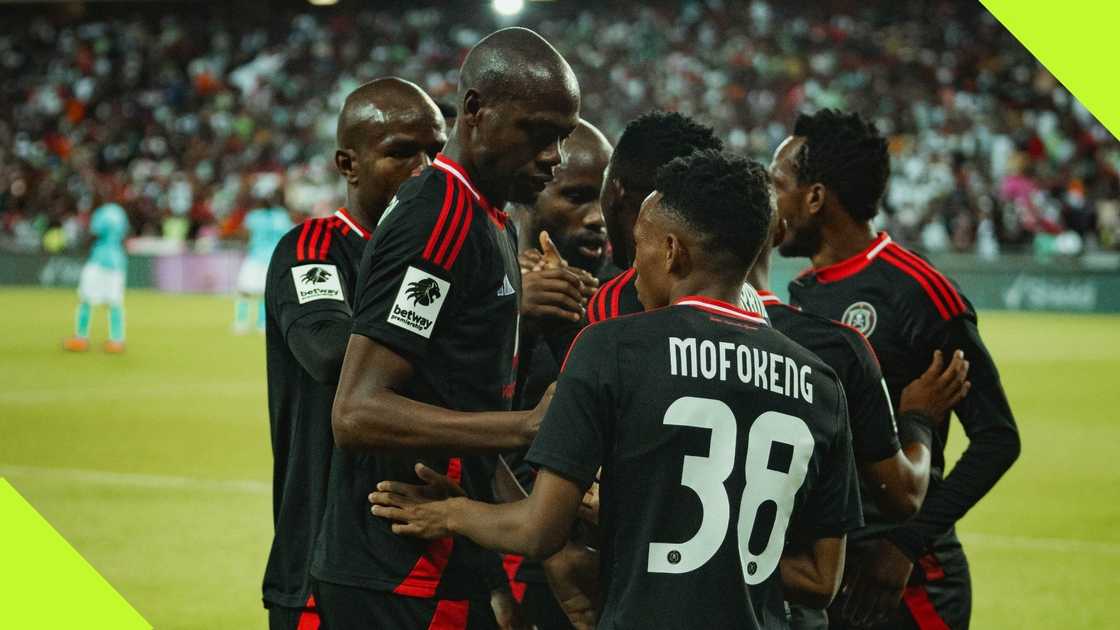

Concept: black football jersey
[[263, 209, 370, 608], [311, 154, 521, 600], [789, 232, 1018, 555], [527, 295, 862, 629], [756, 290, 901, 539]]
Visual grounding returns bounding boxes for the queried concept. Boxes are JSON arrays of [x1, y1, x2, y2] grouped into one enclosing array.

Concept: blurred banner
[[3, 251, 1120, 313]]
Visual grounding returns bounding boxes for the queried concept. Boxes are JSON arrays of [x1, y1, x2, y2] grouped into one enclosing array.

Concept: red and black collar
[[674, 295, 769, 325], [431, 153, 509, 229], [811, 232, 892, 283]]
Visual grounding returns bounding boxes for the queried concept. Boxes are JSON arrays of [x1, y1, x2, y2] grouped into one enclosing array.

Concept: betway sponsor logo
[[390, 304, 434, 333]]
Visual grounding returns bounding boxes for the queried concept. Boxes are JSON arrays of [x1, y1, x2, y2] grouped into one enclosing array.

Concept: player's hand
[[899, 349, 971, 423], [490, 588, 529, 630], [840, 538, 913, 627], [522, 382, 556, 442], [539, 230, 567, 269], [577, 475, 600, 526], [369, 463, 464, 538], [519, 248, 545, 274], [543, 542, 601, 630], [521, 266, 591, 323]]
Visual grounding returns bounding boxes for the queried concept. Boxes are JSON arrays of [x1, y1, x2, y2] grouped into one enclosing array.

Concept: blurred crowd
[[2, 0, 1118, 258]]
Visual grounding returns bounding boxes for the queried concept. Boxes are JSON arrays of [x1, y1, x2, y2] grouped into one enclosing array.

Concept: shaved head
[[337, 77, 442, 150], [458, 27, 579, 107], [334, 77, 447, 228]]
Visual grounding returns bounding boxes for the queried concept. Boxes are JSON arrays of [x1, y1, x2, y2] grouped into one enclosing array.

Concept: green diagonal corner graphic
[[0, 479, 151, 629], [982, 0, 1120, 140]]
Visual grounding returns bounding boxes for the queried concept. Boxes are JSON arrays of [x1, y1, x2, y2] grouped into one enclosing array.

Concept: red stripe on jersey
[[502, 554, 528, 604], [879, 250, 951, 320], [610, 268, 636, 318], [426, 599, 470, 630], [317, 218, 336, 260], [392, 458, 464, 598], [435, 182, 468, 267], [423, 175, 457, 261], [444, 201, 474, 270], [887, 244, 966, 315], [902, 586, 950, 630], [590, 273, 623, 323], [306, 219, 326, 261], [296, 220, 312, 261]]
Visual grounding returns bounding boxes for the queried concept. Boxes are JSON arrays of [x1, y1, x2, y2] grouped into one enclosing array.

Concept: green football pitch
[[1, 288, 1117, 629]]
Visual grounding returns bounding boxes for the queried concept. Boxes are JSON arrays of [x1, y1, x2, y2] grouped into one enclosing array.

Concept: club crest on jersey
[[841, 301, 878, 336], [292, 264, 344, 304], [389, 266, 450, 339]]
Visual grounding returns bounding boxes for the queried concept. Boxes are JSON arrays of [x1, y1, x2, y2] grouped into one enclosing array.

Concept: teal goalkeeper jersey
[[88, 203, 129, 271], [246, 207, 293, 264]]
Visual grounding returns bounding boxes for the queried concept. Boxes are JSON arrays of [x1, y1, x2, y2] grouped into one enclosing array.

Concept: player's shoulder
[[872, 240, 973, 324], [271, 215, 348, 267], [587, 268, 638, 323]]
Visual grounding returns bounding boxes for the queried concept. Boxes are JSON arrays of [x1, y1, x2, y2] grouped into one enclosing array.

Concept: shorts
[[829, 538, 971, 630], [78, 262, 125, 306], [314, 581, 498, 630], [268, 601, 320, 630], [237, 258, 269, 295]]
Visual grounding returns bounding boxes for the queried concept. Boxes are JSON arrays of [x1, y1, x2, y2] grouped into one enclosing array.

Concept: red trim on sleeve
[[610, 268, 636, 318], [316, 218, 336, 260], [423, 175, 457, 261], [434, 182, 467, 266], [879, 250, 951, 320], [590, 271, 625, 323], [306, 219, 326, 261], [296, 220, 312, 261], [902, 586, 951, 630], [443, 194, 474, 270], [392, 459, 464, 599], [426, 599, 470, 630], [886, 244, 966, 315]]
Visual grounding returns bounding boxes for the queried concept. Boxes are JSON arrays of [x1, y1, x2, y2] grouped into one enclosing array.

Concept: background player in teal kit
[[65, 199, 130, 353], [236, 196, 293, 334]]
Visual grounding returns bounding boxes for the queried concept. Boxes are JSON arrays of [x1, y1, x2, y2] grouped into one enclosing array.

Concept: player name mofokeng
[[668, 336, 814, 403]]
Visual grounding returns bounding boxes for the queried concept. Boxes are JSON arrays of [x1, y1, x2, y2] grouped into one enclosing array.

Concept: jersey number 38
[[648, 397, 814, 585]]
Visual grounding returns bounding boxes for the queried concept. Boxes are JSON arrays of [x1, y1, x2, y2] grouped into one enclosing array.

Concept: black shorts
[[829, 538, 972, 630], [267, 600, 320, 630], [314, 581, 498, 630]]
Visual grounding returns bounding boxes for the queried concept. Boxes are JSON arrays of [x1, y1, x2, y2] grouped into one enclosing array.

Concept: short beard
[[777, 221, 822, 259]]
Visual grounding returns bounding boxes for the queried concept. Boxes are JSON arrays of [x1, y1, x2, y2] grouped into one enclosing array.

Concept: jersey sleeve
[[887, 316, 1020, 558], [349, 176, 478, 361], [838, 327, 901, 462], [266, 225, 356, 382], [525, 324, 613, 489], [792, 382, 864, 541]]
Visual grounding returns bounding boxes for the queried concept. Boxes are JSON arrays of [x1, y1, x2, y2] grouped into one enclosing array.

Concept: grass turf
[[1, 288, 1117, 628]]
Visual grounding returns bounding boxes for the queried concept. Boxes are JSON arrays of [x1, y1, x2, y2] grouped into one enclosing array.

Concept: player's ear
[[805, 182, 826, 215], [461, 89, 483, 127], [665, 232, 688, 276], [335, 149, 359, 185]]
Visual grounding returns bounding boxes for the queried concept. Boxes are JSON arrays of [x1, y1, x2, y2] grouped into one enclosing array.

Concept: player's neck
[[745, 251, 772, 294], [669, 276, 742, 309], [812, 218, 877, 269], [440, 138, 507, 209], [345, 192, 378, 234]]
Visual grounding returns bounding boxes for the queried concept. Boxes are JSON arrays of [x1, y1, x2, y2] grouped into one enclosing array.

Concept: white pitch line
[[5, 464, 1120, 556], [0, 465, 269, 495]]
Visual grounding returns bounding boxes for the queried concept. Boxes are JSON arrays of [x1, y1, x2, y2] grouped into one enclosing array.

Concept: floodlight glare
[[493, 0, 525, 18]]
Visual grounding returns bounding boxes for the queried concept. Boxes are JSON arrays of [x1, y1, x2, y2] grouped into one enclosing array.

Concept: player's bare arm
[[779, 536, 846, 610], [332, 336, 549, 454], [860, 349, 971, 519], [370, 464, 585, 560]]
